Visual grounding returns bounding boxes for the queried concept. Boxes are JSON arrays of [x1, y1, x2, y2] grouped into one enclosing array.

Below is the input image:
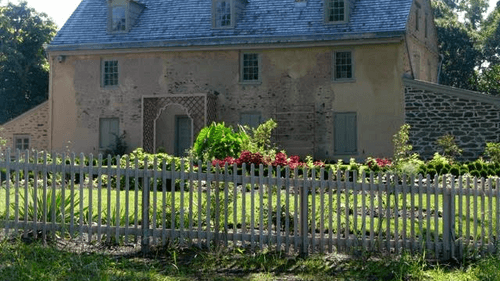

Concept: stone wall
[[0, 102, 50, 151], [404, 79, 500, 160]]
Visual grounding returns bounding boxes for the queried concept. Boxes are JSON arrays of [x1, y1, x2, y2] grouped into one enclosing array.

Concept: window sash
[[112, 6, 127, 32], [334, 51, 352, 80], [214, 0, 231, 27], [103, 60, 119, 87], [14, 136, 29, 151], [327, 0, 345, 22], [242, 53, 259, 82]]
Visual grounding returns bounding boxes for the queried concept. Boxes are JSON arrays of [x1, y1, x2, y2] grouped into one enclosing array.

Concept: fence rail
[[0, 150, 499, 260]]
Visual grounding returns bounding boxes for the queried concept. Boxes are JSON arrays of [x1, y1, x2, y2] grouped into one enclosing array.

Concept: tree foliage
[[433, 0, 500, 95], [0, 1, 56, 123]]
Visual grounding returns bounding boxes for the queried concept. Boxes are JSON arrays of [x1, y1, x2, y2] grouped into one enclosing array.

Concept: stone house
[[4, 0, 451, 160]]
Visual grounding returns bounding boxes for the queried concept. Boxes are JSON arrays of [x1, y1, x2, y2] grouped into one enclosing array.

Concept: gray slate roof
[[47, 0, 413, 51]]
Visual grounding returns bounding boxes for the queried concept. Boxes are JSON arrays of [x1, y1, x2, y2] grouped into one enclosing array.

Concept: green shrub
[[449, 165, 460, 176], [480, 169, 489, 178], [440, 166, 450, 175], [240, 119, 278, 158], [436, 134, 463, 160], [192, 122, 249, 162], [485, 142, 500, 163], [427, 168, 437, 178], [392, 124, 413, 166], [474, 161, 484, 171], [470, 170, 481, 177], [460, 167, 469, 175]]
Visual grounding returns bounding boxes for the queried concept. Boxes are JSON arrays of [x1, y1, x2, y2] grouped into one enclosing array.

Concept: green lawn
[[0, 238, 499, 281]]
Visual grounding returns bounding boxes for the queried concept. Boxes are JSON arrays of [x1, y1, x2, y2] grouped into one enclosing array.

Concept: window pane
[[215, 0, 231, 27], [327, 0, 345, 22], [112, 6, 126, 31], [242, 53, 259, 82], [103, 60, 119, 87], [334, 51, 352, 80]]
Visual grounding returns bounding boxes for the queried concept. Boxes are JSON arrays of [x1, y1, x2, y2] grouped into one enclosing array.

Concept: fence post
[[300, 167, 309, 256], [442, 176, 455, 260], [142, 162, 150, 253]]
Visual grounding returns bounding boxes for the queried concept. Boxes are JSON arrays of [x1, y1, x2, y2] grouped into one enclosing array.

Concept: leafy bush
[[392, 124, 413, 165], [485, 142, 500, 163], [436, 134, 463, 161], [240, 119, 278, 158], [192, 122, 249, 162]]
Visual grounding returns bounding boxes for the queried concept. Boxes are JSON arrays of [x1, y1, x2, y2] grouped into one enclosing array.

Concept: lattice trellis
[[143, 94, 216, 153]]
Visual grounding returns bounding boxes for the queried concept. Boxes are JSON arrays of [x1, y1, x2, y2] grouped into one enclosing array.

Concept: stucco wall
[[404, 0, 439, 82], [0, 102, 50, 151], [49, 43, 407, 160], [405, 81, 500, 160]]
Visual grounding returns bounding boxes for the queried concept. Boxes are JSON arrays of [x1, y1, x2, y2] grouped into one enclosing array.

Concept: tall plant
[[192, 122, 248, 162]]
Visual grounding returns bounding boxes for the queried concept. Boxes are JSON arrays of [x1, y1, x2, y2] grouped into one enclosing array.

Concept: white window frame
[[101, 59, 119, 88], [240, 52, 262, 84], [325, 0, 349, 23], [212, 0, 234, 29], [332, 50, 355, 82], [13, 135, 30, 151]]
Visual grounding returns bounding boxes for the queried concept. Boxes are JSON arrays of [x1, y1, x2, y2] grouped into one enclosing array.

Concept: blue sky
[[3, 0, 500, 30]]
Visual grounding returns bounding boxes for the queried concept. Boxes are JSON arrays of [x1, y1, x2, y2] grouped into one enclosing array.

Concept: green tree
[[0, 2, 56, 123], [433, 0, 482, 90]]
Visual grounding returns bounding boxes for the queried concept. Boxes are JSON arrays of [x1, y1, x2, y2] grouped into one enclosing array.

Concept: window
[[333, 51, 353, 81], [102, 60, 119, 87], [240, 112, 261, 128], [99, 118, 119, 151], [415, 8, 420, 31], [333, 113, 357, 154], [424, 13, 428, 38], [241, 53, 260, 82], [14, 135, 30, 151], [326, 0, 346, 22], [111, 6, 127, 32], [213, 0, 232, 28]]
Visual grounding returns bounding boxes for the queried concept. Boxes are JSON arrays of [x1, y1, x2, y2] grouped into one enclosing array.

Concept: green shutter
[[175, 116, 192, 156], [100, 118, 119, 149], [334, 113, 357, 154], [240, 113, 261, 128]]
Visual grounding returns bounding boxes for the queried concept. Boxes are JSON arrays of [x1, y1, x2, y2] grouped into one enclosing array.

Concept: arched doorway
[[154, 104, 193, 156]]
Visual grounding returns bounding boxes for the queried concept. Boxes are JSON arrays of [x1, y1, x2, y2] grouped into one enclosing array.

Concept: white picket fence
[[0, 150, 499, 259]]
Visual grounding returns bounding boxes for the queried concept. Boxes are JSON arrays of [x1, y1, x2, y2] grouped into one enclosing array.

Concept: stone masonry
[[404, 79, 500, 160], [0, 102, 50, 152]]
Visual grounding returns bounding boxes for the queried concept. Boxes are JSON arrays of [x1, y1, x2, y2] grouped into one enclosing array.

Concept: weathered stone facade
[[404, 79, 500, 160], [0, 102, 50, 151]]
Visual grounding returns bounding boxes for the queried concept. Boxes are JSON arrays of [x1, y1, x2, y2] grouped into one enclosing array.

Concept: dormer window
[[325, 0, 348, 23], [107, 0, 145, 33], [215, 0, 231, 27], [213, 0, 234, 28], [112, 6, 126, 32]]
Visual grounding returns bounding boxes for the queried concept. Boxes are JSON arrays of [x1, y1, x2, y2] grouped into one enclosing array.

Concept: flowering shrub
[[366, 157, 392, 171], [211, 150, 325, 169]]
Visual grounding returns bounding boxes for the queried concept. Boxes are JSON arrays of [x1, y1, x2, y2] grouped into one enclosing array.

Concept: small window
[[213, 0, 232, 28], [99, 118, 119, 150], [112, 6, 127, 32], [424, 13, 428, 38], [102, 60, 119, 87], [415, 8, 420, 31], [326, 0, 346, 22], [241, 53, 260, 82], [240, 112, 262, 128], [333, 51, 353, 81], [333, 112, 357, 154], [14, 135, 30, 151]]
